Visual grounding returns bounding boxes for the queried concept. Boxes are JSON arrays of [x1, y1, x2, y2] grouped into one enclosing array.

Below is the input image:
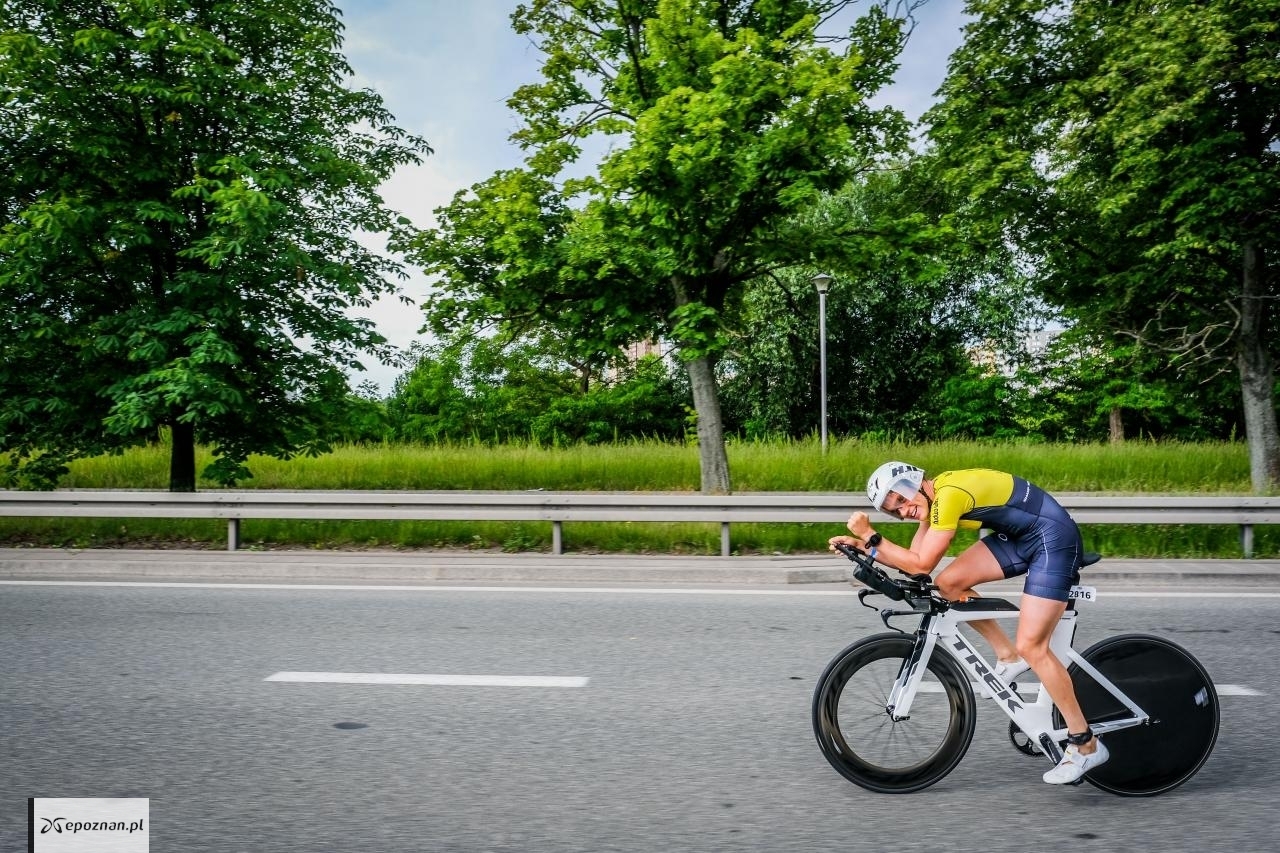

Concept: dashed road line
[[1216, 684, 1263, 696], [265, 671, 588, 687]]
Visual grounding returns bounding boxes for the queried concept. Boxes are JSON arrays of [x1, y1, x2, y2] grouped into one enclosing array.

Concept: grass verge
[[1, 438, 1270, 557]]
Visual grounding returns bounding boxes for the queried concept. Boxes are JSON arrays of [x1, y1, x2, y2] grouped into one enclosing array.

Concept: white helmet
[[866, 461, 924, 512]]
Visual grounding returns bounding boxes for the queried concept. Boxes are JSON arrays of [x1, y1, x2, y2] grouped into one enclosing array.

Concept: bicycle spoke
[[813, 634, 975, 793]]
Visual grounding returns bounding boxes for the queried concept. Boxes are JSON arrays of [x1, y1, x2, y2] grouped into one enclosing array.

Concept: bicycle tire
[[812, 633, 976, 794], [1056, 633, 1219, 796]]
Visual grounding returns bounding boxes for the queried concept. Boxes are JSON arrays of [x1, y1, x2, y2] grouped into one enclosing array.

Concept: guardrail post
[[1242, 524, 1254, 559], [227, 519, 240, 552], [721, 523, 731, 557], [553, 521, 563, 555]]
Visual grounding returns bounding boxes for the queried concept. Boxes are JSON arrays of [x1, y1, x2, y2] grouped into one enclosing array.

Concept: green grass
[[1, 437, 1271, 556], [50, 436, 1254, 492]]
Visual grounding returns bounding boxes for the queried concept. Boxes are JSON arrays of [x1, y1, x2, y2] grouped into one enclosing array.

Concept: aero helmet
[[866, 461, 924, 512]]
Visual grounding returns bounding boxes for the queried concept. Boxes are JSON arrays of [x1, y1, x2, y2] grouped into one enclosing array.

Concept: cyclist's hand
[[828, 535, 862, 552], [846, 512, 874, 540]]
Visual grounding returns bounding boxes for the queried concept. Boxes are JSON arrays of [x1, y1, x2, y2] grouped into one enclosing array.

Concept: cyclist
[[828, 461, 1109, 784]]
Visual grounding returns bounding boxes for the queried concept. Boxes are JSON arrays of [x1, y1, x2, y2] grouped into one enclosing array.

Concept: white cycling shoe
[[994, 657, 1031, 684], [1043, 738, 1110, 784], [976, 658, 1032, 699]]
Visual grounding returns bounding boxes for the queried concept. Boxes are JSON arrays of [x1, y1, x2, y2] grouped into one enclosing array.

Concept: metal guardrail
[[1, 490, 1277, 557]]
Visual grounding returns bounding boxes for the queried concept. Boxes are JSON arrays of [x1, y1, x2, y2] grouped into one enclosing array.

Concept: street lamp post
[[812, 273, 832, 453]]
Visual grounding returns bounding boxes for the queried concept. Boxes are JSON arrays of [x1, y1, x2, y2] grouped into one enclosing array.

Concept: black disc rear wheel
[[1057, 634, 1219, 796]]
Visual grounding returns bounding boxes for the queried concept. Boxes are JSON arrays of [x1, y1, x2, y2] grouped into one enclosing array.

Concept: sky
[[332, 0, 971, 392]]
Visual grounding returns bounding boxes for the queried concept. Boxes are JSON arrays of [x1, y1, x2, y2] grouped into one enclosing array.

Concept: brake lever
[[877, 607, 928, 633]]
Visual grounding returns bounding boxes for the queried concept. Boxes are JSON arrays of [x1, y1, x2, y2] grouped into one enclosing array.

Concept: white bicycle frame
[[886, 594, 1150, 760]]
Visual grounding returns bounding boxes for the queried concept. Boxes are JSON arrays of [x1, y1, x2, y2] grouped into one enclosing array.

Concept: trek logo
[[951, 636, 1024, 712]]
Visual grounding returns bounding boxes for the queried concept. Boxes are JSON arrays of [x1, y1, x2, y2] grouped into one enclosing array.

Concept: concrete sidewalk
[[1, 547, 1278, 586]]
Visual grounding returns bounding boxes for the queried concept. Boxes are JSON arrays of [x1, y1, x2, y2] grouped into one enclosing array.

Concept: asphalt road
[[2, 577, 1276, 853]]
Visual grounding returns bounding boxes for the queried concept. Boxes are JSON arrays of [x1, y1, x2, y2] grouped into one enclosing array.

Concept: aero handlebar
[[831, 541, 908, 601], [831, 541, 942, 607]]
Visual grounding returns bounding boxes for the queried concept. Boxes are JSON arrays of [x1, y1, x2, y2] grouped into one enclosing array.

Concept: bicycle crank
[[1008, 722, 1042, 757]]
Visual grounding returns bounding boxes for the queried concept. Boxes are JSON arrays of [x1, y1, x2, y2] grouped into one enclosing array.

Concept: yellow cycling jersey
[[928, 469, 1018, 532]]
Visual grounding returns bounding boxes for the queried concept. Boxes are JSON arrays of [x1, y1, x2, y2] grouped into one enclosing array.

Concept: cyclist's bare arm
[[829, 511, 953, 576], [873, 526, 953, 576], [908, 516, 932, 552]]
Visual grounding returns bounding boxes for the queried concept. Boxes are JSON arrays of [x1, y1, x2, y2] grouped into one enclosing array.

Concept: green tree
[[386, 337, 687, 444], [1020, 328, 1243, 443], [930, 363, 1025, 440], [530, 354, 689, 444], [330, 380, 391, 445], [926, 0, 1279, 489], [720, 161, 1044, 441], [412, 0, 914, 492], [388, 336, 591, 443], [0, 0, 428, 490], [386, 341, 475, 443]]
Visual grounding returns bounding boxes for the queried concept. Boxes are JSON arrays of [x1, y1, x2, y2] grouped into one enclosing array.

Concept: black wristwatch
[[865, 532, 882, 548]]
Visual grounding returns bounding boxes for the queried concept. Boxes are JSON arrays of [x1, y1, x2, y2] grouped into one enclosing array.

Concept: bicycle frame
[[887, 601, 1151, 760]]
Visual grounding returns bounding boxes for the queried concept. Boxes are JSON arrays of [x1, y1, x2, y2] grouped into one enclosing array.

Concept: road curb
[[0, 548, 848, 584], [1, 548, 1278, 586]]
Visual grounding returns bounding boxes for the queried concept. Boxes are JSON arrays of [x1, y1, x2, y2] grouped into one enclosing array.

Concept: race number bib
[[1068, 585, 1097, 602]]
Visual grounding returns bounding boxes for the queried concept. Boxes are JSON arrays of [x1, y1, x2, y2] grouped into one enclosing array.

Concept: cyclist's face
[[882, 490, 920, 520]]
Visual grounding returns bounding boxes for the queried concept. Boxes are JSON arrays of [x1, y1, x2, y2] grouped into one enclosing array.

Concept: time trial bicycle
[[812, 543, 1219, 795]]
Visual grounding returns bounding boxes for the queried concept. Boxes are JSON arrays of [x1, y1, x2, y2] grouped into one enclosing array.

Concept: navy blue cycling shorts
[[979, 509, 1083, 602]]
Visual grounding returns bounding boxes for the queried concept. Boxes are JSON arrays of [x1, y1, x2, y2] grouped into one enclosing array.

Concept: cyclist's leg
[[1016, 594, 1092, 743], [936, 539, 1019, 663], [1016, 522, 1100, 757]]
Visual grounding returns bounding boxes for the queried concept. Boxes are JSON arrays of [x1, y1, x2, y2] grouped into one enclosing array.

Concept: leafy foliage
[[0, 0, 428, 489], [1018, 328, 1244, 443], [719, 160, 1046, 440], [925, 0, 1280, 487], [386, 338, 687, 445], [410, 0, 917, 491]]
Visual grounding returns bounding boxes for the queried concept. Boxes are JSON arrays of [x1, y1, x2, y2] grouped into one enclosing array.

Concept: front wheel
[[1059, 633, 1220, 796], [812, 633, 976, 794]]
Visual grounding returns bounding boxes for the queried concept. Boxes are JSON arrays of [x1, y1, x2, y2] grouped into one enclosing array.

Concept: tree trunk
[[683, 353, 731, 494], [1108, 406, 1124, 444], [1238, 240, 1280, 493], [669, 275, 732, 494], [169, 421, 197, 493]]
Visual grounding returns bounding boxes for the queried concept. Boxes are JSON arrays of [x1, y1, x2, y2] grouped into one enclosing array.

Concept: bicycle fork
[[885, 615, 941, 722]]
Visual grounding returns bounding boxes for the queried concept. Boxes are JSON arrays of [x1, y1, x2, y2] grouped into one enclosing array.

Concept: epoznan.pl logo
[[29, 798, 148, 853], [41, 816, 146, 834]]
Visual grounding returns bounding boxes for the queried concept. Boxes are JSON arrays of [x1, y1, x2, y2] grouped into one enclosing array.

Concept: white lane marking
[[1217, 684, 1263, 696], [2, 580, 848, 595], [265, 672, 589, 687], [5, 580, 1280, 598]]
